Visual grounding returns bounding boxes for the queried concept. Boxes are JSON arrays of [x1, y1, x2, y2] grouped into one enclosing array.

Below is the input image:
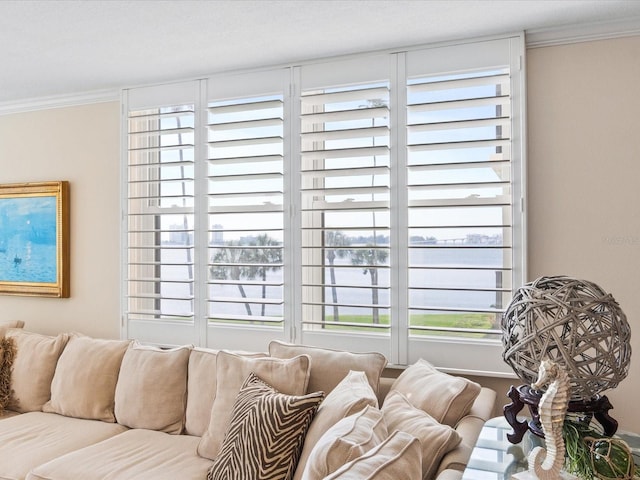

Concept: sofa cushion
[[26, 429, 212, 480], [197, 351, 311, 460], [388, 359, 481, 427], [0, 320, 24, 338], [42, 335, 131, 422], [302, 405, 387, 480], [114, 342, 191, 434], [185, 347, 265, 437], [0, 411, 127, 480], [0, 335, 16, 414], [382, 390, 461, 480], [323, 430, 422, 480], [269, 340, 387, 395], [207, 372, 323, 480], [5, 329, 68, 413], [293, 370, 378, 480]]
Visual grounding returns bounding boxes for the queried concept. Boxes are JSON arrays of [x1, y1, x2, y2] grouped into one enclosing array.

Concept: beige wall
[[0, 102, 121, 339], [527, 36, 640, 432], [0, 34, 639, 431]]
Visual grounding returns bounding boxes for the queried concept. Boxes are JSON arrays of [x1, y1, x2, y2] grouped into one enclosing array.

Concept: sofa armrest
[[436, 387, 497, 476], [435, 468, 463, 480]]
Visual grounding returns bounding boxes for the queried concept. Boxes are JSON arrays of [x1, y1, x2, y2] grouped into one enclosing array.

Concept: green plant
[[563, 419, 638, 480]]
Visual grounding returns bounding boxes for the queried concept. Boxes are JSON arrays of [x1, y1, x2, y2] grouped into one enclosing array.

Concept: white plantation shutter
[[123, 81, 199, 345], [403, 39, 524, 372], [121, 36, 525, 374], [205, 70, 289, 351], [296, 56, 394, 356]]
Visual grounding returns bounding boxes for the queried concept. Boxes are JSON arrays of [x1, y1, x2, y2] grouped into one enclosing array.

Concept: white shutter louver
[[126, 105, 196, 324], [406, 69, 513, 339], [300, 83, 391, 332], [207, 95, 285, 328]]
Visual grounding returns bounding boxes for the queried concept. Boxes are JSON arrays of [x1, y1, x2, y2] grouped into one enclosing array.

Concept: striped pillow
[[207, 372, 324, 480]]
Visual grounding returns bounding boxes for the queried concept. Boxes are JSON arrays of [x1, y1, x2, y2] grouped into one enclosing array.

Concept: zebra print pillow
[[207, 372, 324, 480]]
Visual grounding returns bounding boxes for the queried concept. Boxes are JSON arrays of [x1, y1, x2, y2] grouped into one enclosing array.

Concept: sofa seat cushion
[[0, 412, 127, 480], [27, 429, 212, 480]]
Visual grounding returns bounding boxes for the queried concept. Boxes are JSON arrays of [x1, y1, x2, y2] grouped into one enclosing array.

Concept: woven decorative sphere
[[502, 276, 631, 401]]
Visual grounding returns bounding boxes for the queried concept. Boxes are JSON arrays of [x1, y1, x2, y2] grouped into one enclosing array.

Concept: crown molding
[[0, 88, 119, 116], [526, 17, 640, 48]]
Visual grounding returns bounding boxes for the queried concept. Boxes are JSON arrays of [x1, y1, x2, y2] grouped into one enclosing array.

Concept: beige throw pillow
[[323, 430, 422, 480], [42, 335, 131, 422], [207, 373, 324, 480], [302, 405, 387, 480], [184, 347, 266, 437], [269, 341, 387, 395], [114, 342, 191, 434], [293, 370, 378, 480], [382, 390, 461, 480], [5, 329, 68, 413], [389, 359, 480, 427], [197, 351, 312, 460]]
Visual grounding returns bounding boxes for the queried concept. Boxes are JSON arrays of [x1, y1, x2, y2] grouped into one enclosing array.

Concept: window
[[122, 35, 525, 374]]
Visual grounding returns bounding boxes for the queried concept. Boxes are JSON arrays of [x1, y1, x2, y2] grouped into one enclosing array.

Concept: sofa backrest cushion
[[322, 430, 422, 480], [382, 390, 461, 480], [184, 347, 266, 437], [302, 405, 388, 480], [5, 329, 68, 413], [293, 370, 378, 480], [43, 334, 131, 422], [197, 351, 312, 460], [0, 320, 25, 338], [114, 342, 191, 434], [269, 340, 387, 396], [388, 358, 481, 427], [206, 372, 323, 480]]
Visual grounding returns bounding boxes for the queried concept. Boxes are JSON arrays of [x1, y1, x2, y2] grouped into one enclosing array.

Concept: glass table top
[[462, 417, 640, 480]]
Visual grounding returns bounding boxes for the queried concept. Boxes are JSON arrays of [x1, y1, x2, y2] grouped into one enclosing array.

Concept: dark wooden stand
[[503, 384, 618, 444]]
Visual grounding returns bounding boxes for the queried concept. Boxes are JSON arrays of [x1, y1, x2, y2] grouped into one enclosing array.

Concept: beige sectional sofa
[[0, 321, 496, 480]]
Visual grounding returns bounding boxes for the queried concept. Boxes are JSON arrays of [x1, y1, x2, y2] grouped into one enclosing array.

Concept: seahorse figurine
[[527, 359, 571, 480]]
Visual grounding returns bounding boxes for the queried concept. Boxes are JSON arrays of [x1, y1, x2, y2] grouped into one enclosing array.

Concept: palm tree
[[325, 231, 351, 322], [209, 240, 252, 316], [246, 234, 283, 317], [350, 246, 389, 324]]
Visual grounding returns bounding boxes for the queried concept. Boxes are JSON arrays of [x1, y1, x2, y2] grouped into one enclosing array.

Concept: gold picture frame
[[0, 181, 69, 297]]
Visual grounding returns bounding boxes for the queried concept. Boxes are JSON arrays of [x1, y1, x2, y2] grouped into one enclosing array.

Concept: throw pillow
[[388, 358, 480, 427], [382, 390, 461, 480], [197, 351, 312, 460], [269, 340, 387, 395], [323, 430, 422, 480], [206, 372, 324, 480], [184, 347, 266, 437], [42, 334, 131, 422], [0, 336, 16, 413], [5, 329, 69, 413], [302, 405, 388, 480], [114, 342, 191, 434], [293, 370, 378, 480]]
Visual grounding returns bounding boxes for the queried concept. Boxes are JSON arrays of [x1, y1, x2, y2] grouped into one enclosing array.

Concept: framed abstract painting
[[0, 181, 69, 297]]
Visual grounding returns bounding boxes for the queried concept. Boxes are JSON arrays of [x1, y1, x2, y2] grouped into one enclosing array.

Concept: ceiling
[[2, 0, 640, 106]]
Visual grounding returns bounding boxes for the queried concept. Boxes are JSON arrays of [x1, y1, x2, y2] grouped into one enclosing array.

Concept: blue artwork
[[0, 196, 57, 283]]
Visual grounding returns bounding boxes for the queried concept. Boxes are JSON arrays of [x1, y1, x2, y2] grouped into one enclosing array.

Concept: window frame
[[121, 33, 526, 376]]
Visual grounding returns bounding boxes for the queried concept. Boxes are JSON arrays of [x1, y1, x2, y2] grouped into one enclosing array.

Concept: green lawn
[[323, 312, 496, 337]]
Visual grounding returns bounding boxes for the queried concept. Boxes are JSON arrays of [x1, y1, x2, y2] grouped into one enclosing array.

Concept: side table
[[462, 417, 640, 480]]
